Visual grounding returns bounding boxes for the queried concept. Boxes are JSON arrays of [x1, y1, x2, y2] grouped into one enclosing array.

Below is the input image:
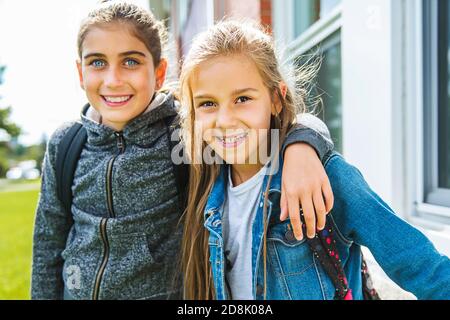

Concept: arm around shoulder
[[282, 113, 334, 161]]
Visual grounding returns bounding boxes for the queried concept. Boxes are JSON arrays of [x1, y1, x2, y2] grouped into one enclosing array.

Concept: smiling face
[[77, 22, 167, 131], [191, 54, 280, 166]]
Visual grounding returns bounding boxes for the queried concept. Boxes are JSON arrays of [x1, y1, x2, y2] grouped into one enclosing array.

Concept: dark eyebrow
[[194, 88, 259, 100], [119, 51, 147, 58], [83, 51, 147, 60], [83, 53, 106, 60]]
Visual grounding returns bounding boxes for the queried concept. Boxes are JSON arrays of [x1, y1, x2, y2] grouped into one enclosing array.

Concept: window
[[148, 0, 215, 79], [438, 0, 450, 190], [149, 0, 213, 55], [423, 0, 450, 211], [315, 33, 342, 152], [294, 0, 341, 37], [148, 0, 172, 21], [287, 0, 343, 153]]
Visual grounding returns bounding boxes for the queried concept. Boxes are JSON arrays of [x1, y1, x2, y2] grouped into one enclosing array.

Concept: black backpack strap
[[303, 151, 381, 300], [307, 223, 380, 300], [304, 214, 353, 300], [303, 150, 351, 299], [163, 115, 189, 212], [56, 122, 87, 214], [361, 254, 381, 300]]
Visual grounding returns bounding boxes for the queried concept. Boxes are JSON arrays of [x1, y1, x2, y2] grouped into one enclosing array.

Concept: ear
[[76, 60, 85, 91], [279, 81, 288, 100], [154, 58, 168, 90], [272, 82, 287, 115]]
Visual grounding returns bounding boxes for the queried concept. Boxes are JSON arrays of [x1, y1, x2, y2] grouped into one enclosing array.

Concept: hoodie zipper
[[92, 132, 126, 300], [106, 132, 125, 218]]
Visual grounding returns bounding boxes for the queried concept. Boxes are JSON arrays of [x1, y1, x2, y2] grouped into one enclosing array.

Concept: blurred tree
[[0, 65, 21, 141], [0, 64, 22, 177], [0, 65, 46, 178], [0, 65, 5, 85], [0, 107, 21, 140]]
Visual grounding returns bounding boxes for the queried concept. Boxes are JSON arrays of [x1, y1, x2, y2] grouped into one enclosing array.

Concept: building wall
[[342, 0, 450, 257], [272, 0, 450, 258], [222, 0, 260, 21], [341, 0, 396, 209], [149, 0, 450, 256], [260, 0, 272, 29], [149, 0, 272, 76]]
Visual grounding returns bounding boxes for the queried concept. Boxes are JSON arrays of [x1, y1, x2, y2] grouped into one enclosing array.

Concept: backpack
[[55, 115, 189, 216]]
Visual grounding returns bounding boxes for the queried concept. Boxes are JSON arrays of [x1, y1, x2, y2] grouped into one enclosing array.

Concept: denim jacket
[[204, 152, 450, 300]]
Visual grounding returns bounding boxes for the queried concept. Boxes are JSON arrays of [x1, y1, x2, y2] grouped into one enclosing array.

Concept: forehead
[[81, 23, 150, 57], [192, 54, 266, 93]]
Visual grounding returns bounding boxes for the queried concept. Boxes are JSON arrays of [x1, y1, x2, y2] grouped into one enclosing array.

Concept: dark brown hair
[[77, 1, 168, 66]]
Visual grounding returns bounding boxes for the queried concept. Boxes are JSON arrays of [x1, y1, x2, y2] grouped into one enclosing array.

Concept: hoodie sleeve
[[31, 123, 75, 300], [281, 113, 334, 161]]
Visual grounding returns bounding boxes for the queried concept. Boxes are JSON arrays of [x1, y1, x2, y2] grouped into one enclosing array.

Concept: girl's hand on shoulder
[[281, 143, 334, 240]]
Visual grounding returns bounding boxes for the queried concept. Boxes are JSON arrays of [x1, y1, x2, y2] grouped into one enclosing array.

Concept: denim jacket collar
[[203, 154, 284, 232], [204, 165, 228, 218]]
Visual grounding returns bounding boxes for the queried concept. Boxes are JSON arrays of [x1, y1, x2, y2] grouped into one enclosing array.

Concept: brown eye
[[199, 101, 216, 109], [235, 96, 251, 104]]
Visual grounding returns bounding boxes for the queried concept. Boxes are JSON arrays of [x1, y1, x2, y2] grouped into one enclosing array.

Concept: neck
[[230, 164, 263, 187], [101, 119, 126, 132]]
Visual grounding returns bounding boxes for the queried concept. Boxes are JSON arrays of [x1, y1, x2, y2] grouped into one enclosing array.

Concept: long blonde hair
[[178, 20, 317, 300]]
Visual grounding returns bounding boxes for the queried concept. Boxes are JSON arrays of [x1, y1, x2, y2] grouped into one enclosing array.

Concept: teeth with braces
[[218, 133, 248, 143]]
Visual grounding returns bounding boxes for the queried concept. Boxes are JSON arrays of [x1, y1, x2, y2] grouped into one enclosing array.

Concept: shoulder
[[46, 121, 80, 162], [323, 152, 369, 195], [49, 121, 79, 143], [323, 152, 384, 241], [323, 152, 375, 224]]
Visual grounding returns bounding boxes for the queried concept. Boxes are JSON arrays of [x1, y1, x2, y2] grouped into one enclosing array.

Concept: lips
[[101, 95, 133, 107]]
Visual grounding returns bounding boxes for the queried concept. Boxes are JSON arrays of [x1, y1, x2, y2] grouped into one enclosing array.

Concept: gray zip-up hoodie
[[31, 92, 333, 300]]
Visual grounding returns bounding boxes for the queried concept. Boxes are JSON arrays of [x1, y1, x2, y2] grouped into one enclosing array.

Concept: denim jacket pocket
[[266, 221, 314, 277], [264, 221, 328, 299]]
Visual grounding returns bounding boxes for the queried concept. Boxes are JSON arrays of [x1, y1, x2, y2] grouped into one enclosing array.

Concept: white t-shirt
[[222, 165, 268, 300]]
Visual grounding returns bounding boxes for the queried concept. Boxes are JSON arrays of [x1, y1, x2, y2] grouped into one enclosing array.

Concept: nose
[[104, 66, 125, 88], [215, 105, 238, 129]]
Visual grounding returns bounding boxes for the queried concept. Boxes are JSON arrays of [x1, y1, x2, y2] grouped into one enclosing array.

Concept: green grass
[[0, 182, 40, 300], [0, 179, 40, 192]]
